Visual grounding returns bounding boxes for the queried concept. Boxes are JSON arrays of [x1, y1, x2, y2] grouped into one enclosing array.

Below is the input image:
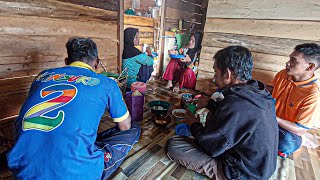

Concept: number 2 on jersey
[[23, 84, 77, 132]]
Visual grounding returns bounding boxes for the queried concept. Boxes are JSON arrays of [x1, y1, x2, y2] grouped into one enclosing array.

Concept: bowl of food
[[147, 100, 171, 115], [172, 109, 187, 119], [153, 114, 172, 127]]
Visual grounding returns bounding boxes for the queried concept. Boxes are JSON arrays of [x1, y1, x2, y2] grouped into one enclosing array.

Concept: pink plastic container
[[131, 82, 147, 93]]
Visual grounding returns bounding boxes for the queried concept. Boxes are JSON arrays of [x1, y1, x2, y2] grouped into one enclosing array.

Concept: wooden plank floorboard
[[122, 144, 162, 177], [141, 161, 166, 180], [131, 149, 167, 179], [171, 165, 187, 179]]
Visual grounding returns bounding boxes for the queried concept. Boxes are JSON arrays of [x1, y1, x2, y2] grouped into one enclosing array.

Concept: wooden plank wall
[[164, 0, 208, 31], [0, 0, 119, 123], [58, 0, 118, 11], [197, 0, 320, 94], [124, 14, 156, 50]]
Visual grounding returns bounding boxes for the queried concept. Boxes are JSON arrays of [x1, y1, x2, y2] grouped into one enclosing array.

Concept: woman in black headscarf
[[122, 28, 154, 89], [163, 32, 203, 92]]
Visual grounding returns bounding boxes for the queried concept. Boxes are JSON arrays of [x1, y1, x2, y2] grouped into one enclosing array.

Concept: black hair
[[294, 43, 320, 69], [65, 37, 98, 64], [214, 46, 253, 81]]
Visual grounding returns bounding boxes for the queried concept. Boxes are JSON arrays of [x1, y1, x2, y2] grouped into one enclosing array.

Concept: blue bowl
[[169, 54, 185, 59], [152, 52, 158, 58]]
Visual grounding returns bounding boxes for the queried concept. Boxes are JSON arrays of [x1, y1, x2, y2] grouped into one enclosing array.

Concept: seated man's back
[[165, 46, 278, 180], [7, 63, 122, 179], [192, 80, 278, 179], [7, 37, 137, 180]]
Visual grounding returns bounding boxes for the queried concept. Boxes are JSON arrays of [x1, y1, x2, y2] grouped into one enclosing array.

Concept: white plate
[[172, 109, 187, 119]]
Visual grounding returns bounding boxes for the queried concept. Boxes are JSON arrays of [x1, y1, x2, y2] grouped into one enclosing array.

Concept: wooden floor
[[1, 79, 320, 180]]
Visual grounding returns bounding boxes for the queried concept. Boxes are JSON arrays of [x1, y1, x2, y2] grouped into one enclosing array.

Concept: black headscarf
[[186, 32, 203, 61], [122, 28, 142, 59]]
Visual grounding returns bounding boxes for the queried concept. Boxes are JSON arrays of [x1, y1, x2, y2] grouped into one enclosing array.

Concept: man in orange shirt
[[268, 43, 320, 157]]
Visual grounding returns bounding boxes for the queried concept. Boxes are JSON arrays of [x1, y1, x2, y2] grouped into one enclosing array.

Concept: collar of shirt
[[287, 74, 317, 87], [68, 61, 94, 71]]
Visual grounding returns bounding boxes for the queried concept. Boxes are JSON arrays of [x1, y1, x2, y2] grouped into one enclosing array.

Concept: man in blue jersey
[[7, 37, 141, 179]]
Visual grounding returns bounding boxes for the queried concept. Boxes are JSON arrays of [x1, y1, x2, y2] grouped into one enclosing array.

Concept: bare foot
[[164, 81, 173, 89]]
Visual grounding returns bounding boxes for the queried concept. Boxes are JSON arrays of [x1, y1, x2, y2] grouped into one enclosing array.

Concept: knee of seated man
[[165, 136, 183, 156]]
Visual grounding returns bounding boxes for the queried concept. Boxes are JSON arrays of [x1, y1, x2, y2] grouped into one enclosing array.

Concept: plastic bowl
[[147, 100, 171, 115], [169, 54, 186, 59], [152, 52, 158, 58]]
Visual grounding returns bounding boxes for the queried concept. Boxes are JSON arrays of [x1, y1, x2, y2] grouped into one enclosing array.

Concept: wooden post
[[158, 0, 166, 76], [117, 0, 124, 73]]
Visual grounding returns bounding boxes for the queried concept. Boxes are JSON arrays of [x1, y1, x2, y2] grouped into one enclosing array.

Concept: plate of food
[[172, 109, 187, 119], [169, 54, 186, 59]]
